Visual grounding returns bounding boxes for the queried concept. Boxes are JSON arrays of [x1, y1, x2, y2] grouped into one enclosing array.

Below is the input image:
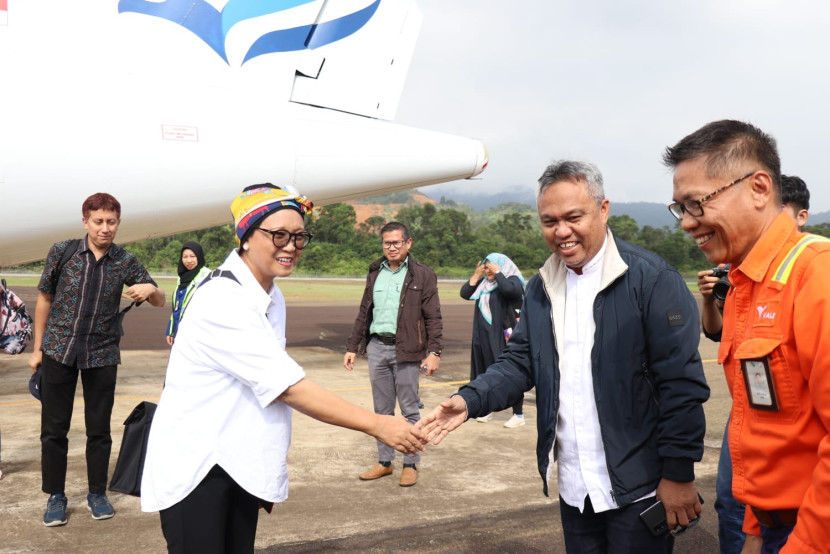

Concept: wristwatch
[[429, 351, 441, 358]]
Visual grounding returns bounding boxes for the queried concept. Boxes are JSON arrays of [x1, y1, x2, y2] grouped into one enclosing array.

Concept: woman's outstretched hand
[[373, 415, 427, 455]]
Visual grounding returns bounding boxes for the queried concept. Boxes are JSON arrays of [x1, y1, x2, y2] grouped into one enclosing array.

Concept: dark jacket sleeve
[[420, 267, 443, 353], [456, 292, 535, 417], [345, 272, 375, 354], [460, 278, 481, 300], [645, 267, 710, 482], [493, 273, 524, 301]]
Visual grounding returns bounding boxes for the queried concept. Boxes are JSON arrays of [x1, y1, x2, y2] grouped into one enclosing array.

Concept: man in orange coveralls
[[664, 119, 830, 554]]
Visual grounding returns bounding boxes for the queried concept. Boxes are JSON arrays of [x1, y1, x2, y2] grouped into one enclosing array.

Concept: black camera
[[710, 268, 731, 303]]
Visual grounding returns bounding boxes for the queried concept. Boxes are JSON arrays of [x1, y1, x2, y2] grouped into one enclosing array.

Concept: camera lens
[[713, 277, 730, 302]]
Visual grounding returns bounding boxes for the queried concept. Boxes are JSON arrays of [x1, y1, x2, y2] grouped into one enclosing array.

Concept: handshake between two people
[[374, 396, 469, 455]]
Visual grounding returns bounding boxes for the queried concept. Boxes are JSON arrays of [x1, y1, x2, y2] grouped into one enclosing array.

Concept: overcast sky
[[395, 0, 830, 212]]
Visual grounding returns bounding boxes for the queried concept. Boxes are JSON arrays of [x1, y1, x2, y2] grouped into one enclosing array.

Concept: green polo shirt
[[369, 256, 409, 336]]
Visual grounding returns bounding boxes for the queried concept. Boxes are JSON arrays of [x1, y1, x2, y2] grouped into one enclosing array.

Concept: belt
[[750, 507, 798, 528], [372, 334, 396, 346]]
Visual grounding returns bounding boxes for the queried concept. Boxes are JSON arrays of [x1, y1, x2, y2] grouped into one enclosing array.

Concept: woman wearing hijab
[[460, 253, 527, 428], [165, 241, 211, 346], [141, 184, 424, 553]]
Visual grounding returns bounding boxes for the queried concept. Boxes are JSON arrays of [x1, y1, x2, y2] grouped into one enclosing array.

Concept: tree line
[[19, 197, 830, 278], [124, 201, 553, 278], [121, 200, 830, 279]]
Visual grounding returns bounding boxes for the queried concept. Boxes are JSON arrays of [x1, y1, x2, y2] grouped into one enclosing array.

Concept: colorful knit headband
[[230, 185, 314, 243]]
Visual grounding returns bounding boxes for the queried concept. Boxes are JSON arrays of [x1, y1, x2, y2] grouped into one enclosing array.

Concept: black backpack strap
[[116, 300, 141, 337], [198, 269, 240, 288], [51, 239, 81, 296], [56, 239, 81, 279]]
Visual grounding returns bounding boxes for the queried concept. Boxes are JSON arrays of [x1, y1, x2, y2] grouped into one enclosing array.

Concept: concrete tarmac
[[0, 286, 728, 553]]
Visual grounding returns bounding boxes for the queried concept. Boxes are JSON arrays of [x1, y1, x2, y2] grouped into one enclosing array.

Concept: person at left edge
[[141, 184, 425, 554], [27, 192, 166, 527], [419, 160, 709, 553], [165, 241, 211, 346], [344, 221, 443, 488]]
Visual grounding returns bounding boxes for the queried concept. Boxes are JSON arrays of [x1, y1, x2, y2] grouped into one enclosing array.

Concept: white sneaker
[[475, 413, 493, 423], [504, 414, 526, 428]]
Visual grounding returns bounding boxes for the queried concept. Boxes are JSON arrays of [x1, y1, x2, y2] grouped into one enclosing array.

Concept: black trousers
[[559, 495, 674, 553], [40, 355, 117, 495], [160, 465, 260, 554]]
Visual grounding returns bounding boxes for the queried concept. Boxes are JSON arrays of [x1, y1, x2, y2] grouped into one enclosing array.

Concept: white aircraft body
[[0, 0, 487, 266]]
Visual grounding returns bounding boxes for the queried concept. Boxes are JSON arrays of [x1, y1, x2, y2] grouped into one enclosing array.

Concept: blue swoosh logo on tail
[[220, 0, 314, 39], [118, 0, 380, 65], [244, 0, 380, 63], [119, 0, 227, 61]]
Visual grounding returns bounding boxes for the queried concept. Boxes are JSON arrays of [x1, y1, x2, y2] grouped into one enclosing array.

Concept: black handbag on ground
[[109, 401, 157, 496]]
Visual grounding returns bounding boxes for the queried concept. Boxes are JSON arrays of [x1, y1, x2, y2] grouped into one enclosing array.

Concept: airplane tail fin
[[289, 0, 422, 120]]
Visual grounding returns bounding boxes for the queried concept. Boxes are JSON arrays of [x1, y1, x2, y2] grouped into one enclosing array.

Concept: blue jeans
[[760, 524, 794, 554], [559, 495, 674, 553], [716, 420, 746, 554]]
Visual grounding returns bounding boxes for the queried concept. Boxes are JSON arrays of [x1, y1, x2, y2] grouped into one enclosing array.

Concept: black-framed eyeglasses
[[668, 171, 756, 221], [257, 228, 313, 249], [382, 239, 407, 249]]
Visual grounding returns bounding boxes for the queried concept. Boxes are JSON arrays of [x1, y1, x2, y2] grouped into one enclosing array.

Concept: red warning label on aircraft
[[161, 125, 199, 142]]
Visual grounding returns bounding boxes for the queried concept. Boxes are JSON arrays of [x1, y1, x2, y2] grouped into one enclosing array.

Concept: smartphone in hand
[[639, 493, 704, 537]]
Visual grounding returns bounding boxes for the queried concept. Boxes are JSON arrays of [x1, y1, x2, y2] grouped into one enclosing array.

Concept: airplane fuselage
[[0, 1, 486, 266]]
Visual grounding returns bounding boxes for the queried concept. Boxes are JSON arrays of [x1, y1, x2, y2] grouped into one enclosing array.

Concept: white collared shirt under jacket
[[141, 250, 305, 512], [555, 238, 618, 513]]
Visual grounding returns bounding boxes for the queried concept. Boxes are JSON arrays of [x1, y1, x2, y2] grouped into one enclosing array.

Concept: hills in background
[[348, 190, 682, 229], [349, 189, 830, 229], [349, 190, 439, 224], [348, 190, 680, 229]]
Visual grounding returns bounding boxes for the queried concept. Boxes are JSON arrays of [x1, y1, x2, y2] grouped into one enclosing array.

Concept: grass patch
[[0, 275, 41, 287], [1, 275, 466, 304]]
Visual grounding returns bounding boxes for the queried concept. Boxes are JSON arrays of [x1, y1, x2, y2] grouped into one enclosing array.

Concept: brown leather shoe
[[399, 466, 418, 487], [359, 463, 393, 481]]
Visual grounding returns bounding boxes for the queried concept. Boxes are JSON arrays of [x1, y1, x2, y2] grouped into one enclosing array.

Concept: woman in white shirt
[[141, 184, 425, 553]]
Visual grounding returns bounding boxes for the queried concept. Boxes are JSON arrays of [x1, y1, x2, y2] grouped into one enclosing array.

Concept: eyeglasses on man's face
[[668, 171, 756, 221], [257, 228, 313, 249], [382, 239, 407, 250]]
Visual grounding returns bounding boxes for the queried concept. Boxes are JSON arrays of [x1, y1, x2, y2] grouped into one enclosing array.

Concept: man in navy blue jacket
[[419, 160, 709, 553]]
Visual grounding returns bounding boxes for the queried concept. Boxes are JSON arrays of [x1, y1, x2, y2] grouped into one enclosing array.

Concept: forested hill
[[433, 195, 679, 230], [12, 190, 830, 276], [426, 190, 830, 227], [84, 191, 708, 276]]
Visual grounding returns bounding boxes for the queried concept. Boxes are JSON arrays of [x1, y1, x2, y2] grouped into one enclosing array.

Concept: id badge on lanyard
[[740, 357, 779, 411]]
